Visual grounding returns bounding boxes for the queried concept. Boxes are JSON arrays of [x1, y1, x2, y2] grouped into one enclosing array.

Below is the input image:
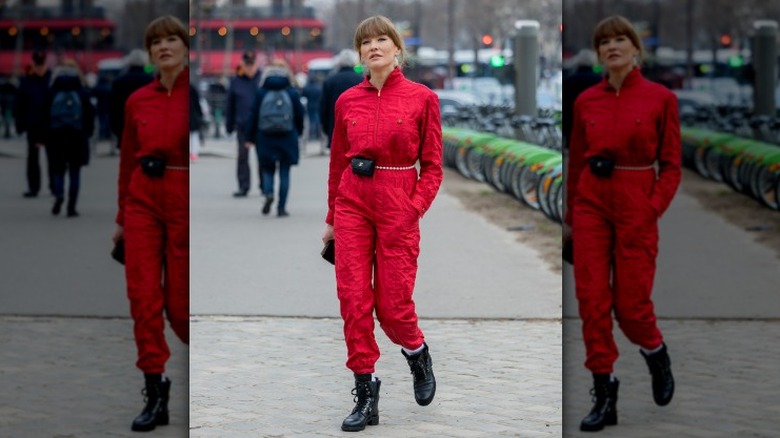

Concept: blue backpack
[[50, 90, 83, 130], [258, 89, 293, 135]]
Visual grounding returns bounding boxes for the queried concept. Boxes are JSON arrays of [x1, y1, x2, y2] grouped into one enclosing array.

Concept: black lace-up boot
[[402, 343, 436, 406], [580, 373, 619, 432], [341, 374, 380, 432], [131, 373, 171, 432], [641, 342, 675, 406]]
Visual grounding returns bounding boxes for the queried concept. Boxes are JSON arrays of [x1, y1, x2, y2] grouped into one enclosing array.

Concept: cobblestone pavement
[[0, 316, 188, 438], [563, 318, 780, 438], [190, 316, 562, 437]]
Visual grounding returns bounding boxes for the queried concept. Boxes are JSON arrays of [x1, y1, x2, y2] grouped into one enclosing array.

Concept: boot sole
[[579, 413, 617, 432], [131, 412, 169, 431], [341, 415, 379, 432]]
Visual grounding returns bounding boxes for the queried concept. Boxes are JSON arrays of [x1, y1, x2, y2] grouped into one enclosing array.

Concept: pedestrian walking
[[245, 59, 304, 217], [301, 74, 323, 140], [320, 49, 363, 151], [45, 59, 95, 217], [14, 50, 51, 197], [320, 15, 443, 432], [563, 15, 681, 432], [109, 49, 154, 150], [111, 15, 189, 433], [225, 50, 262, 197]]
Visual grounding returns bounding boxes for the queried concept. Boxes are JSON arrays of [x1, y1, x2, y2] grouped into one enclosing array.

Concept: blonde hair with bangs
[[591, 15, 644, 65], [353, 15, 407, 67]]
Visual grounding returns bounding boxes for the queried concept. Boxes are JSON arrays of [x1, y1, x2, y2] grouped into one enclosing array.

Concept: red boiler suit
[[117, 71, 190, 374], [566, 68, 681, 374], [326, 68, 443, 374]]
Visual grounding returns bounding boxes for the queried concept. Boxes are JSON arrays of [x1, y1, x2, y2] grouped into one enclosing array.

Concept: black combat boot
[[580, 373, 619, 432], [131, 373, 171, 432], [641, 342, 675, 406], [341, 374, 380, 432], [402, 343, 436, 406]]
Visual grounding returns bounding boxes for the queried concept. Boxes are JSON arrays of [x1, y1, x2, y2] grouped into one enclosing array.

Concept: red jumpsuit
[[117, 71, 190, 374], [326, 68, 443, 374], [566, 68, 681, 374]]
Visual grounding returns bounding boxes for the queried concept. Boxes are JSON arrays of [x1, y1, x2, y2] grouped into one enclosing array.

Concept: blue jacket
[[246, 73, 304, 167], [225, 71, 261, 134]]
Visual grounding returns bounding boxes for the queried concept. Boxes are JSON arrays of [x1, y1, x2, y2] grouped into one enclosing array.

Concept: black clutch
[[321, 239, 335, 265], [563, 238, 573, 265], [111, 238, 125, 265]]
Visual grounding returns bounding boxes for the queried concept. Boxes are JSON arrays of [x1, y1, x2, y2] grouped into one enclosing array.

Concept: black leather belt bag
[[140, 156, 166, 178], [589, 156, 615, 178], [351, 156, 375, 177]]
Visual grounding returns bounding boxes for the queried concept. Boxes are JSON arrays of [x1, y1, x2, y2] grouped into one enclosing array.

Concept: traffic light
[[490, 55, 505, 68], [720, 33, 732, 47], [481, 34, 493, 47]]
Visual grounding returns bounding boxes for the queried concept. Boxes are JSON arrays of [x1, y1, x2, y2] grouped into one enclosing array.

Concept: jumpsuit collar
[[601, 67, 642, 93], [151, 66, 189, 92], [360, 67, 404, 92]]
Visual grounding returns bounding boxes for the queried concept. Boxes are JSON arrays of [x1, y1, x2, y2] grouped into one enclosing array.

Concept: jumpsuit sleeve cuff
[[325, 210, 335, 226]]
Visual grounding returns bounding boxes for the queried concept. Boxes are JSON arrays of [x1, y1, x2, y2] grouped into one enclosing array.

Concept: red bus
[[0, 12, 123, 77], [190, 5, 332, 77]]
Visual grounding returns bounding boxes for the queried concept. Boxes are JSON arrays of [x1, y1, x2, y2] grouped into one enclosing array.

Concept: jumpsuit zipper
[[373, 88, 381, 153]]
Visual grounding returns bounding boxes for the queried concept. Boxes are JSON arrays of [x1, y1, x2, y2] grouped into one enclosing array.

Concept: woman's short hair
[[353, 15, 407, 67], [144, 15, 189, 53], [591, 15, 643, 64]]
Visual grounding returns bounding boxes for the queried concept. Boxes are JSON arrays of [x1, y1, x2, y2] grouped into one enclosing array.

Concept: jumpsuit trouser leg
[[125, 169, 189, 374], [573, 169, 663, 375], [334, 169, 425, 375]]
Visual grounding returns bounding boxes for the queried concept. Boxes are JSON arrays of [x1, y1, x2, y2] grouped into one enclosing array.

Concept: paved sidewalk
[[562, 170, 780, 437], [563, 319, 780, 438], [191, 317, 561, 437], [0, 138, 188, 438], [190, 137, 562, 437]]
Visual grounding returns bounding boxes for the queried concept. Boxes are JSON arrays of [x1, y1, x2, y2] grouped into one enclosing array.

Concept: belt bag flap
[[140, 155, 166, 178], [351, 156, 375, 176], [589, 156, 614, 178]]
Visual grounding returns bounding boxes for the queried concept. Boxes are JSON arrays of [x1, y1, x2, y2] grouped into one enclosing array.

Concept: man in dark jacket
[[109, 49, 153, 150], [225, 50, 262, 197], [320, 49, 362, 150], [14, 50, 51, 197]]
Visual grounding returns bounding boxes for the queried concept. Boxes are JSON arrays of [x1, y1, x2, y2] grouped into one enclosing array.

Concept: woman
[[564, 15, 681, 432], [245, 58, 304, 217], [112, 15, 189, 432], [321, 15, 443, 432], [45, 59, 94, 217]]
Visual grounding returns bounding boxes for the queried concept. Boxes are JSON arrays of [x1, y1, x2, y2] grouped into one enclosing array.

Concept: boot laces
[[350, 382, 372, 412], [408, 357, 429, 381]]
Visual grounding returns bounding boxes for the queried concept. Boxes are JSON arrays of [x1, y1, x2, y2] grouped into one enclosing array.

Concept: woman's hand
[[112, 225, 124, 245], [322, 224, 334, 245]]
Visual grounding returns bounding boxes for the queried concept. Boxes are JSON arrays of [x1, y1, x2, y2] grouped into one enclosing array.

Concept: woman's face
[[149, 34, 187, 72], [597, 34, 638, 73], [360, 34, 400, 74]]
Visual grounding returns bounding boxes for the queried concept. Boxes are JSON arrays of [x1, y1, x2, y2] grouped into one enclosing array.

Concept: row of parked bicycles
[[683, 126, 780, 210], [442, 104, 563, 151], [442, 126, 563, 223]]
